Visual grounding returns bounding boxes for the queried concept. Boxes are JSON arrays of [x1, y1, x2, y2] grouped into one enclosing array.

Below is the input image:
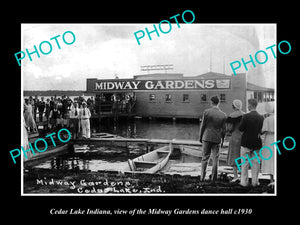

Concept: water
[[33, 119, 205, 173], [92, 118, 200, 140], [35, 154, 128, 171], [34, 148, 227, 177]]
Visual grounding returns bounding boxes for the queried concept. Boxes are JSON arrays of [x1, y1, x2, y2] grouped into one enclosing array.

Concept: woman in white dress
[[24, 99, 37, 132], [261, 102, 275, 185]]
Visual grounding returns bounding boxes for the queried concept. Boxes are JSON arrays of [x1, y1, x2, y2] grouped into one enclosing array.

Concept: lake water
[[33, 118, 224, 174], [92, 118, 200, 140]]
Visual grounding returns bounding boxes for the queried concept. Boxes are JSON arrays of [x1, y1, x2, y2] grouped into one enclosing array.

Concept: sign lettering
[[91, 79, 231, 91]]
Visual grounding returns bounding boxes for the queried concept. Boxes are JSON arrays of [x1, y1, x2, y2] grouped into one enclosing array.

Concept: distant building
[[246, 82, 275, 102], [87, 71, 274, 119], [24, 72, 274, 119], [23, 90, 93, 101]]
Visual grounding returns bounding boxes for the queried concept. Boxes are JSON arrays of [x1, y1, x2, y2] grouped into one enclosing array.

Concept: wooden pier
[[72, 135, 203, 154]]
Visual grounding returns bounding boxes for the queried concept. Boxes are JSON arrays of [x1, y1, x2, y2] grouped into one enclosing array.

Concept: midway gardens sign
[[86, 78, 231, 92]]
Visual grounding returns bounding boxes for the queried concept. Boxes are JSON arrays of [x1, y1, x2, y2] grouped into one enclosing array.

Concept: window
[[165, 94, 172, 103], [183, 94, 190, 103], [149, 94, 156, 102], [200, 94, 207, 102], [220, 93, 226, 102]]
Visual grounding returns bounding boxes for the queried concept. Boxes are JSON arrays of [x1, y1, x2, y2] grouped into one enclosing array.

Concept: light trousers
[[240, 147, 261, 186], [201, 141, 220, 181], [81, 119, 90, 138]]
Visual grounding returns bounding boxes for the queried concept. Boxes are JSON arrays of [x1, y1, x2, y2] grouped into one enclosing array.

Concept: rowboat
[[179, 145, 228, 162], [179, 145, 202, 157], [122, 144, 172, 174]]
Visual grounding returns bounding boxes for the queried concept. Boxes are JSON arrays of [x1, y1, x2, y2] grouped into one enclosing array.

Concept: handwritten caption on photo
[[36, 177, 164, 194]]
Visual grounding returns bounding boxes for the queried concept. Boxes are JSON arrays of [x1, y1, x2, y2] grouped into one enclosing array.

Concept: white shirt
[[79, 107, 91, 119], [69, 106, 79, 119]]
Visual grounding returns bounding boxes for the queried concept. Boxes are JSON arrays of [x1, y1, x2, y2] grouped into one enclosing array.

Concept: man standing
[[69, 102, 80, 139], [199, 96, 227, 182], [50, 96, 55, 111], [239, 98, 264, 187], [79, 101, 91, 139], [33, 95, 39, 122], [38, 96, 46, 123]]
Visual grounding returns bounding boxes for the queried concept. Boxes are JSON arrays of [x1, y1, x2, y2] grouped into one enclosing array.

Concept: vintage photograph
[[21, 23, 276, 195]]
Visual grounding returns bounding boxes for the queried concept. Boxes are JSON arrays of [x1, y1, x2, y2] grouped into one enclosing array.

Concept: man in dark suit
[[239, 98, 264, 187], [199, 96, 227, 182]]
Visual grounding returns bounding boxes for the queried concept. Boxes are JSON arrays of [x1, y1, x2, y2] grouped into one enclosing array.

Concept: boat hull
[[179, 145, 228, 162], [122, 145, 171, 174]]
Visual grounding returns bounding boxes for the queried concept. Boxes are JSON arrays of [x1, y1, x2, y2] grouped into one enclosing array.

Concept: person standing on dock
[[111, 94, 119, 121], [79, 101, 91, 139], [69, 102, 80, 139], [33, 95, 39, 122], [225, 99, 244, 183], [49, 104, 61, 132], [24, 99, 37, 133], [261, 102, 275, 186], [45, 98, 51, 130], [238, 98, 264, 187], [38, 96, 46, 123], [199, 96, 227, 183]]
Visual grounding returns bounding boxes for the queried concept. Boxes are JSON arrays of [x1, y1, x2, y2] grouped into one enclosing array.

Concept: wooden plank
[[135, 161, 157, 165], [88, 137, 149, 142], [180, 145, 202, 157], [157, 150, 170, 154], [77, 137, 202, 146]]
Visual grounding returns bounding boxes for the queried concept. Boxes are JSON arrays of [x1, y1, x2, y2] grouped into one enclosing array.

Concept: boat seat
[[134, 161, 157, 169], [156, 150, 169, 154], [135, 161, 157, 165]]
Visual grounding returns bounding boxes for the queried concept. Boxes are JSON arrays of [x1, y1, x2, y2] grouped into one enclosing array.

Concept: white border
[[21, 23, 277, 196]]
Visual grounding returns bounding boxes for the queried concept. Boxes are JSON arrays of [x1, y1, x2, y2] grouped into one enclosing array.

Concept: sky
[[21, 23, 276, 90]]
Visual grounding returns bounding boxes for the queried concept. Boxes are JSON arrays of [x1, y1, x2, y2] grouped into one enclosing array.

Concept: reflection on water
[[34, 148, 227, 176], [93, 119, 200, 140], [34, 119, 203, 172], [35, 155, 128, 171]]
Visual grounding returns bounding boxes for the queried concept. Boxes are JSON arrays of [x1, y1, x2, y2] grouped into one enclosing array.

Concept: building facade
[[86, 72, 248, 119]]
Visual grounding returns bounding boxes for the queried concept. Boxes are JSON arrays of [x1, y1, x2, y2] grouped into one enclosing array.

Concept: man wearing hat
[[199, 95, 227, 182], [79, 101, 91, 139]]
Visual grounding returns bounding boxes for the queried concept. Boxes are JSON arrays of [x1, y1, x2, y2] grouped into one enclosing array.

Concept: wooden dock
[[76, 132, 202, 146], [72, 135, 203, 153]]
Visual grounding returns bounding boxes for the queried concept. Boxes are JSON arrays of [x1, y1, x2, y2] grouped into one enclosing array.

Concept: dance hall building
[[86, 72, 274, 119]]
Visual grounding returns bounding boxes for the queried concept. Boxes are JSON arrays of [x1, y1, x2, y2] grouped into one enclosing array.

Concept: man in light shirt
[[79, 101, 91, 139], [69, 102, 80, 139]]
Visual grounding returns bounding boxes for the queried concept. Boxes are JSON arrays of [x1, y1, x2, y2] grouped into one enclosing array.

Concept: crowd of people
[[23, 93, 136, 139], [199, 96, 274, 187], [23, 95, 94, 139]]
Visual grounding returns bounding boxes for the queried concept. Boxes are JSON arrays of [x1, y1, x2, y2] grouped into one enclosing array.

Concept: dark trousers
[[69, 118, 79, 139], [200, 141, 220, 181], [39, 112, 44, 122]]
